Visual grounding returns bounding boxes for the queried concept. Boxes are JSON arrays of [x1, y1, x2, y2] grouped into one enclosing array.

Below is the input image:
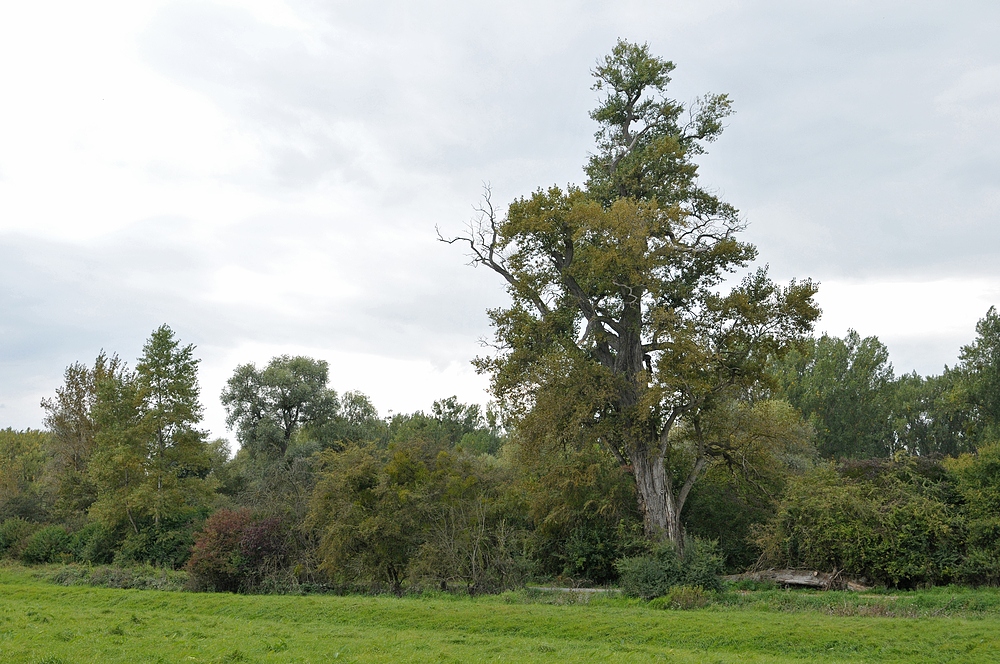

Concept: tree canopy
[[444, 40, 819, 545], [221, 355, 340, 458], [89, 325, 214, 536], [772, 331, 896, 458]]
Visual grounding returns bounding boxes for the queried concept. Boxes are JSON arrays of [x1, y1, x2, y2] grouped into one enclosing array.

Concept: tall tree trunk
[[630, 445, 670, 540], [615, 296, 689, 549], [629, 439, 687, 550], [155, 426, 164, 529]]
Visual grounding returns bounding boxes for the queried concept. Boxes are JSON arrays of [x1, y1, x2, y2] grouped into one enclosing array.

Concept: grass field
[[2, 566, 1000, 663]]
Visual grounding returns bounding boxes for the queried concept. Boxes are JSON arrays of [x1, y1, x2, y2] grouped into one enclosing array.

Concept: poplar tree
[[444, 40, 819, 546], [135, 324, 213, 528], [41, 352, 126, 518], [89, 326, 213, 532]]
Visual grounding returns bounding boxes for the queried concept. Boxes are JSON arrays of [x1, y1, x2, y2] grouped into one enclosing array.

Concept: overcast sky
[[2, 0, 999, 440]]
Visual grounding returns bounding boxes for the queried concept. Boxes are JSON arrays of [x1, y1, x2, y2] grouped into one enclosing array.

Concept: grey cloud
[[4, 0, 1000, 430], [680, 2, 1000, 280], [0, 206, 506, 428], [138, 0, 1000, 280], [139, 0, 602, 196]]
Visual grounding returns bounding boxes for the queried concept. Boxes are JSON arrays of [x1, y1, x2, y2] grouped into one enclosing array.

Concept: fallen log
[[724, 569, 871, 591]]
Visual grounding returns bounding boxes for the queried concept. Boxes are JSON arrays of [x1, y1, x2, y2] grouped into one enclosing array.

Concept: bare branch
[[438, 185, 550, 317], [675, 418, 709, 513], [657, 409, 680, 458]]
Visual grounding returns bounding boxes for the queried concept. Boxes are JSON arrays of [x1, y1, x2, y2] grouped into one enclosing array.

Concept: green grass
[[1, 566, 999, 662]]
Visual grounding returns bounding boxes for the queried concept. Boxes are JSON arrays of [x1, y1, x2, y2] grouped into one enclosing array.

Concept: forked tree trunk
[[615, 422, 693, 549], [630, 445, 685, 549]]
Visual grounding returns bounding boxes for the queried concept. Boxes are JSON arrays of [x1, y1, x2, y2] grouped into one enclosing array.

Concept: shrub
[[114, 527, 197, 569], [946, 441, 1000, 585], [114, 531, 153, 565], [616, 547, 683, 600], [41, 563, 188, 591], [68, 522, 118, 564], [187, 509, 291, 592], [615, 538, 723, 599], [187, 509, 253, 592], [680, 538, 725, 591], [148, 528, 197, 569], [310, 441, 528, 595], [21, 525, 72, 564], [406, 450, 529, 594], [0, 518, 38, 558], [757, 463, 962, 587], [519, 446, 643, 585], [239, 516, 290, 586]]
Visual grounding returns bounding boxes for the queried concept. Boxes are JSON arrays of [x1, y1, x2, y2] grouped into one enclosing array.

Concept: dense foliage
[[4, 303, 997, 593], [4, 45, 1000, 595], [616, 538, 724, 598], [447, 40, 819, 547]]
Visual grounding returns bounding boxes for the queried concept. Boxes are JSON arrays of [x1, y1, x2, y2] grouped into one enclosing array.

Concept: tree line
[[0, 309, 998, 591], [2, 40, 1000, 595], [0, 327, 523, 593]]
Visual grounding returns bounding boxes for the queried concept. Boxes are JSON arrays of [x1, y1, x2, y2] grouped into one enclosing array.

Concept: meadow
[[1, 566, 1000, 663]]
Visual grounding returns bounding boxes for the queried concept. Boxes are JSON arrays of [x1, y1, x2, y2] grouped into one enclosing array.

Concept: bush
[[310, 441, 528, 595], [68, 522, 118, 564], [114, 527, 197, 569], [615, 548, 683, 600], [148, 528, 197, 568], [187, 509, 252, 592], [757, 463, 963, 587], [41, 564, 188, 591], [187, 509, 291, 592], [239, 516, 290, 587], [681, 538, 725, 592], [947, 441, 1000, 585], [21, 525, 72, 564], [0, 518, 38, 558], [518, 446, 643, 585], [615, 538, 723, 599]]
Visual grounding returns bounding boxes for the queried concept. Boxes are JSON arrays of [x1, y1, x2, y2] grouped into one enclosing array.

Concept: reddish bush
[[187, 509, 292, 592], [187, 509, 253, 592], [239, 516, 289, 583]]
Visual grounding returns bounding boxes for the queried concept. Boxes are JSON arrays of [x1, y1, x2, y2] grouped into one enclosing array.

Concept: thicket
[[1, 310, 999, 597], [616, 539, 725, 599], [5, 41, 1000, 597], [755, 447, 1000, 588], [0, 318, 992, 596]]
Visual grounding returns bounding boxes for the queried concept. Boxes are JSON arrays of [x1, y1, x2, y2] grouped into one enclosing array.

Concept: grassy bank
[[1, 566, 999, 662]]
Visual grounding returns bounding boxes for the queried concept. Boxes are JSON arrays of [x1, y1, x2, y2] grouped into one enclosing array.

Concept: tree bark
[[630, 447, 668, 539], [627, 425, 700, 550]]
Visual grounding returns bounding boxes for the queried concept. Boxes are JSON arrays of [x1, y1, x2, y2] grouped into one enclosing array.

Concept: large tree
[[89, 326, 213, 533], [221, 355, 341, 458], [957, 306, 1000, 443], [40, 352, 127, 518], [444, 40, 818, 545], [0, 428, 50, 521]]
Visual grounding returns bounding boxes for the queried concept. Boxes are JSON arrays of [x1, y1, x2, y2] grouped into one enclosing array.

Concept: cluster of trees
[[3, 41, 1000, 594], [445, 40, 821, 551], [0, 328, 523, 593], [754, 445, 1000, 588], [437, 38, 1000, 588], [772, 311, 1000, 459], [4, 308, 999, 591]]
